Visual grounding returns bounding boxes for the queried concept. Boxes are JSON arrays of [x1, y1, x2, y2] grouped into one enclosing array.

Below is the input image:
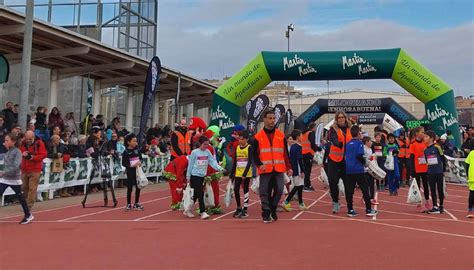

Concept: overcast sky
[[157, 0, 474, 97]]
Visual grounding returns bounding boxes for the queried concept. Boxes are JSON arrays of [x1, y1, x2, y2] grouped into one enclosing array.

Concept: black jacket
[[47, 142, 68, 159]]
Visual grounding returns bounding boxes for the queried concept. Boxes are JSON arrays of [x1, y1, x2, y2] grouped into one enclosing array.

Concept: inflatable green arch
[[210, 48, 460, 146]]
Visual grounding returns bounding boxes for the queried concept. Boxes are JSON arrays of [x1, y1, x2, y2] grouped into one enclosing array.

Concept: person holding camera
[[19, 130, 47, 209]]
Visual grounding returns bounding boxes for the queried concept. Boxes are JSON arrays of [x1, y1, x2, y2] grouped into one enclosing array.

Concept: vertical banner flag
[[274, 104, 286, 127], [138, 56, 162, 149], [315, 123, 324, 147], [244, 100, 252, 119], [86, 79, 93, 115], [284, 109, 293, 135], [247, 94, 269, 135]]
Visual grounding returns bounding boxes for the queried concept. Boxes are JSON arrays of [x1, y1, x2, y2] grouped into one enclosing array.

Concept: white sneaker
[[183, 210, 194, 218], [201, 212, 210, 220]]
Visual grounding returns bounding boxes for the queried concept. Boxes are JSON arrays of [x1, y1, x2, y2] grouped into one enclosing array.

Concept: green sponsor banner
[[405, 119, 431, 129], [210, 94, 241, 139], [392, 49, 450, 103], [262, 49, 399, 81], [0, 54, 9, 84], [214, 53, 272, 107], [425, 90, 461, 147]]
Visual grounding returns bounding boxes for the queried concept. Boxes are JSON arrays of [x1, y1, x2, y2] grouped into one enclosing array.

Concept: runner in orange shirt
[[408, 126, 431, 212]]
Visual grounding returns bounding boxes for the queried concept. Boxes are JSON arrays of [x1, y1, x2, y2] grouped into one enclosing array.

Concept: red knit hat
[[189, 117, 207, 130]]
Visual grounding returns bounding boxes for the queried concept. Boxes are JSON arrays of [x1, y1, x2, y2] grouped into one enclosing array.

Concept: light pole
[[285, 23, 294, 109]]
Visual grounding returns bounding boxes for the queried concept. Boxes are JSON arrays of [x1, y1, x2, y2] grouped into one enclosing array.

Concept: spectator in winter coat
[[48, 107, 64, 131], [1, 102, 15, 132], [19, 131, 47, 209]]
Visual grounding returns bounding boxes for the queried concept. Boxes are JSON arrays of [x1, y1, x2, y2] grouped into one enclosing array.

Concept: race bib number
[[130, 157, 140, 167], [237, 158, 248, 168], [418, 157, 427, 165], [375, 149, 383, 157], [197, 156, 209, 167], [426, 155, 438, 165]]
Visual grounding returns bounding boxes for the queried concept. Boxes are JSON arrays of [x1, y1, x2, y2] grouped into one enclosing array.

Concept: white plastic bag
[[204, 183, 215, 208], [384, 151, 394, 171], [338, 179, 345, 197], [136, 166, 149, 189], [368, 158, 387, 180], [224, 180, 234, 208], [407, 178, 422, 204], [283, 173, 291, 184], [181, 184, 194, 212], [319, 168, 329, 187], [314, 151, 324, 165], [250, 177, 259, 194], [289, 176, 295, 192]]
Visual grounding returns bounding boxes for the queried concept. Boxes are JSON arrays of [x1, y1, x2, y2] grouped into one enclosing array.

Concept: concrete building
[[455, 96, 474, 126], [0, 2, 215, 131]]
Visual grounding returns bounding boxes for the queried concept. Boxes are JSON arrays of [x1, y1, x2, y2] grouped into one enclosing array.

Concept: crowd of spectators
[[0, 101, 172, 207]]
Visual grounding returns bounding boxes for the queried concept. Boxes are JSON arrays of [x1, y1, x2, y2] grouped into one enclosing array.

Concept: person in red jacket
[[163, 155, 189, 210], [19, 131, 47, 209]]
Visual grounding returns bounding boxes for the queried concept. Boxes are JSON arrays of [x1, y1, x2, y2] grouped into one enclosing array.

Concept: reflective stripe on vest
[[171, 131, 192, 158], [328, 127, 352, 163], [301, 131, 315, 155], [255, 129, 287, 174], [397, 138, 408, 158]]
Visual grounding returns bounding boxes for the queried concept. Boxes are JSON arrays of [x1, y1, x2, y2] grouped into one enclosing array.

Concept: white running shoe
[[201, 212, 210, 220], [183, 210, 194, 218]]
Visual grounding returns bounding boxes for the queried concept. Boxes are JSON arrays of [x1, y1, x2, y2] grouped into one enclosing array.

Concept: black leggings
[[428, 173, 444, 207], [414, 173, 430, 200], [345, 174, 371, 211], [234, 177, 250, 209], [126, 169, 141, 205], [0, 183, 30, 217], [469, 190, 474, 209], [286, 186, 303, 204], [302, 155, 314, 188], [190, 176, 205, 213], [327, 160, 347, 203], [365, 173, 375, 200]]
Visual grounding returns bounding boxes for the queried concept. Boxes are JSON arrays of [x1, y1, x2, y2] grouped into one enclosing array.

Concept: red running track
[[1, 167, 473, 270]]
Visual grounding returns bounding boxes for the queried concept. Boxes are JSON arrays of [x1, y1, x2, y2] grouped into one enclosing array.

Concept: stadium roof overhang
[[0, 6, 215, 108]]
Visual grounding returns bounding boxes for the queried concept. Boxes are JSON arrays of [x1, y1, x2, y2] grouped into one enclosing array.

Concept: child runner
[[185, 136, 223, 220], [229, 130, 254, 218], [371, 132, 385, 191], [363, 136, 378, 205], [384, 133, 400, 196], [465, 150, 474, 218], [121, 133, 144, 211], [344, 126, 378, 217], [0, 133, 34, 224], [424, 131, 446, 214], [282, 129, 307, 211], [409, 126, 431, 212]]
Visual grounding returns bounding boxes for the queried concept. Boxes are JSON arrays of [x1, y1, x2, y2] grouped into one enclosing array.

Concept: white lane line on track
[[57, 196, 171, 222], [444, 209, 459, 221], [291, 191, 328, 220]]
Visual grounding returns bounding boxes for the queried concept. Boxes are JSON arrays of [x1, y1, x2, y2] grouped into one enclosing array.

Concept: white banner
[[1, 155, 170, 202], [444, 155, 467, 184]]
